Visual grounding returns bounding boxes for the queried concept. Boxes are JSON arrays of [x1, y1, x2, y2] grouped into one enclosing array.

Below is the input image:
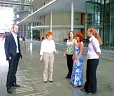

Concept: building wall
[[53, 13, 71, 25], [44, 12, 83, 26], [52, 28, 81, 42], [17, 0, 85, 42], [74, 12, 81, 25], [39, 12, 82, 42], [45, 14, 50, 25]]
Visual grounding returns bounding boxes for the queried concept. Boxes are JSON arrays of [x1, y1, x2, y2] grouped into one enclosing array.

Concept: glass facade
[[85, 0, 114, 50]]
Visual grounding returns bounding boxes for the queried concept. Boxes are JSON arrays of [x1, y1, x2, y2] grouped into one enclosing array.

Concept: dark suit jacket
[[4, 33, 22, 60]]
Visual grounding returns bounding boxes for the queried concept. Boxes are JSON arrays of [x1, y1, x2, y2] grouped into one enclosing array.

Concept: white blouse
[[40, 39, 56, 55], [87, 36, 101, 59]]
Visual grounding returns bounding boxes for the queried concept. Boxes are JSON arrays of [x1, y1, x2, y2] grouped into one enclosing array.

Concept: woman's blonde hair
[[88, 27, 103, 45]]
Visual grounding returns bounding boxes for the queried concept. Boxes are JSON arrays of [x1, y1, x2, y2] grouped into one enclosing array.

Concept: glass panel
[[85, 0, 114, 50]]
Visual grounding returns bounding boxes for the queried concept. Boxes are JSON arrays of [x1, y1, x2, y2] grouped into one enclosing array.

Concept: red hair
[[75, 32, 84, 42], [46, 31, 53, 37]]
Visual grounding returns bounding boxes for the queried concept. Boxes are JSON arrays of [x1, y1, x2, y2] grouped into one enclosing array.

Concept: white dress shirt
[[12, 32, 19, 53], [87, 36, 101, 59], [40, 39, 56, 55]]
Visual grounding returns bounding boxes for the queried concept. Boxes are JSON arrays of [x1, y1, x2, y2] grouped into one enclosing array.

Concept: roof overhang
[[32, 25, 84, 30], [18, 0, 85, 25]]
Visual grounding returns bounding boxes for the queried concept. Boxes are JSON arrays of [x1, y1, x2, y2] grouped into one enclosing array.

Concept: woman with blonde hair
[[40, 32, 58, 83], [81, 27, 102, 94]]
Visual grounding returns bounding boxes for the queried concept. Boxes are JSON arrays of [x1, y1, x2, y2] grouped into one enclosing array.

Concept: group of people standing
[[64, 28, 102, 95], [4, 24, 102, 95], [40, 27, 102, 95]]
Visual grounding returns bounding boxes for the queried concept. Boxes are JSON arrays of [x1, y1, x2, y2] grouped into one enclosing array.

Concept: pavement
[[0, 38, 114, 96]]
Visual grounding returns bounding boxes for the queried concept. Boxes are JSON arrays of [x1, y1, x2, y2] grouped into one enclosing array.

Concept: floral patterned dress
[[71, 46, 83, 86]]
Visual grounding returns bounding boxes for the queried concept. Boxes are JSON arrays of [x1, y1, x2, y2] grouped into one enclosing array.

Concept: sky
[[0, 7, 14, 33]]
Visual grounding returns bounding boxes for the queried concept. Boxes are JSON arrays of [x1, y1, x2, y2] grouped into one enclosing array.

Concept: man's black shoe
[[7, 88, 12, 94], [12, 83, 20, 87]]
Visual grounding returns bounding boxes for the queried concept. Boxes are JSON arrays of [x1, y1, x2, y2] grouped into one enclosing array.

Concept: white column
[[26, 23, 28, 38], [71, 0, 74, 31], [41, 29, 44, 37], [23, 25, 24, 35], [50, 11, 53, 32], [30, 6, 34, 41], [30, 23, 33, 40], [85, 13, 87, 39]]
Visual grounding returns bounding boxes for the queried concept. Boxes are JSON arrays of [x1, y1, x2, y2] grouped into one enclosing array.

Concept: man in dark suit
[[4, 24, 22, 94]]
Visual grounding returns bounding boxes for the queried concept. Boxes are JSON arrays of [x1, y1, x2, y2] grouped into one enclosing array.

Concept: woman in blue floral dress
[[71, 32, 84, 87]]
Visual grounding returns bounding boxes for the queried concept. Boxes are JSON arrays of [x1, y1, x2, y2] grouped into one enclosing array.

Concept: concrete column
[[41, 29, 44, 38], [30, 23, 33, 40], [26, 23, 28, 38], [85, 13, 88, 39], [109, 9, 111, 47], [30, 6, 34, 41], [71, 0, 74, 31], [23, 24, 24, 35], [50, 11, 52, 32]]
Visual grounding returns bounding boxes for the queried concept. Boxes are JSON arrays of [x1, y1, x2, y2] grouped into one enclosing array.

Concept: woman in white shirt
[[81, 28, 102, 94], [40, 32, 57, 83]]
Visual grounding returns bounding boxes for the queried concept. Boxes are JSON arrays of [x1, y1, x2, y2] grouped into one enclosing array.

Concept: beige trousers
[[43, 52, 54, 81]]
